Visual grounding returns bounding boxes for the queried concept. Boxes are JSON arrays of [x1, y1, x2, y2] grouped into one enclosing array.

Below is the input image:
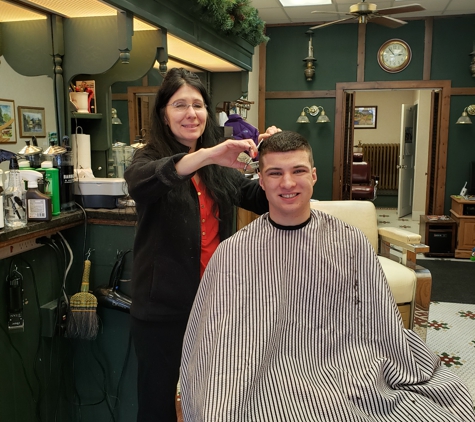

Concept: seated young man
[[180, 131, 475, 422]]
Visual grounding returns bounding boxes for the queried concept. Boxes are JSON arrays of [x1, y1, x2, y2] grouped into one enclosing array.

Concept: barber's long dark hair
[[145, 67, 240, 209]]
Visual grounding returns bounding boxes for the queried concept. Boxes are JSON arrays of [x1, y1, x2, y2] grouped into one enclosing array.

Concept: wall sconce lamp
[[303, 30, 316, 81], [456, 105, 475, 124], [111, 108, 122, 125], [297, 105, 330, 123]]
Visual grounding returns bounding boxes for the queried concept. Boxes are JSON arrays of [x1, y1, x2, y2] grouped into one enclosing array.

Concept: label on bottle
[[27, 199, 47, 219]]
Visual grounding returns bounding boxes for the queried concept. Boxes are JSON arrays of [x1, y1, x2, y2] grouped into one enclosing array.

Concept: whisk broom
[[67, 257, 99, 340]]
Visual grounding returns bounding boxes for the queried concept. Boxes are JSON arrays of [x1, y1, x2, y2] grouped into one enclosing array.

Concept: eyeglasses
[[167, 101, 207, 113]]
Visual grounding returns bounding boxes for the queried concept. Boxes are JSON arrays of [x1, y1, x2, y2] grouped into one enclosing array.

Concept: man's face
[[259, 149, 317, 226]]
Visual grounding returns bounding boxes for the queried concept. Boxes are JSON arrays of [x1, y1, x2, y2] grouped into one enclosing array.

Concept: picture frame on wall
[[18, 106, 46, 137], [0, 98, 17, 143], [354, 106, 377, 129]]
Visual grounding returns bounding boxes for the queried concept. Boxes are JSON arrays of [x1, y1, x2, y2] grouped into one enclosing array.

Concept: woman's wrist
[[175, 148, 209, 176]]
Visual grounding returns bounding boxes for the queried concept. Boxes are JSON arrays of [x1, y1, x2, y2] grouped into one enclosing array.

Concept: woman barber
[[124, 67, 279, 422]]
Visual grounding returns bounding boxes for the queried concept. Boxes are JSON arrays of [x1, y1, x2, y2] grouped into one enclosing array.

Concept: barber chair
[[352, 161, 378, 200], [310, 200, 431, 341]]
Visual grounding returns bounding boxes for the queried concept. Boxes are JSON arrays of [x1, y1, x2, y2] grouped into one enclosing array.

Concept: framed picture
[[0, 98, 17, 143], [354, 106, 377, 129], [18, 106, 46, 137]]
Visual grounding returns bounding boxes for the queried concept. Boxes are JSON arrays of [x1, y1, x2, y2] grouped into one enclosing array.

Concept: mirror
[[0, 3, 57, 170]]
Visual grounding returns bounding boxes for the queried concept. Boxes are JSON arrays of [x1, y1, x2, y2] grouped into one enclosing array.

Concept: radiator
[[361, 143, 399, 190]]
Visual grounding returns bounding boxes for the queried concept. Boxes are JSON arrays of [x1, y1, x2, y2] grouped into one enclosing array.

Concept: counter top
[[0, 206, 137, 248]]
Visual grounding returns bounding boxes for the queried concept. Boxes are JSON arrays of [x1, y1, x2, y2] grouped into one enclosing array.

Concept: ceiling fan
[[309, 1, 425, 30]]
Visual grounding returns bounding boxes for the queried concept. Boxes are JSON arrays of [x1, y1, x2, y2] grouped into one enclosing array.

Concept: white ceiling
[[251, 0, 475, 25]]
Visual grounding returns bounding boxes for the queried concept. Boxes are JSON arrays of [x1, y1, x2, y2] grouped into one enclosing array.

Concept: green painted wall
[[0, 224, 137, 422], [265, 15, 475, 209]]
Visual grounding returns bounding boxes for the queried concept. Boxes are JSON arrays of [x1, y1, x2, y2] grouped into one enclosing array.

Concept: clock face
[[378, 39, 411, 73]]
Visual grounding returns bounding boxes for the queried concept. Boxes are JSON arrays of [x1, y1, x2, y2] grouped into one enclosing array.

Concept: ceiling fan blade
[[370, 15, 407, 28], [377, 4, 425, 16], [310, 16, 356, 30]]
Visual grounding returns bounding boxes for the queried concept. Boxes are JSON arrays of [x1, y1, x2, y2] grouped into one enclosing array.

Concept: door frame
[[333, 80, 451, 215]]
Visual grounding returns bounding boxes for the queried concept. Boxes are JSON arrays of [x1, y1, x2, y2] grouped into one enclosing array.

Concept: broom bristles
[[66, 259, 99, 340]]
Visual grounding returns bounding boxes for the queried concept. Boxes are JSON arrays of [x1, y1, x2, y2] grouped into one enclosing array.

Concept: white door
[[397, 104, 415, 218]]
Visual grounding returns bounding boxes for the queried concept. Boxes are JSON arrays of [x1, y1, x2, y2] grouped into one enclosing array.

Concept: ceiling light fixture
[[297, 105, 330, 123], [303, 30, 316, 81]]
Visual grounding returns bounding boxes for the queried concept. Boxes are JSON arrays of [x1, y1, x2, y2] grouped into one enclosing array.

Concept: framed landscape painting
[[354, 106, 378, 129], [18, 106, 46, 137], [0, 99, 16, 143]]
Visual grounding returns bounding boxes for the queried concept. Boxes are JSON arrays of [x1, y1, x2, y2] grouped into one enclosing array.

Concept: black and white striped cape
[[181, 210, 475, 422]]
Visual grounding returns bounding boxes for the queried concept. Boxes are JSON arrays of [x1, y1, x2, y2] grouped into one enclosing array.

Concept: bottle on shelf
[[19, 170, 52, 222], [40, 161, 60, 216], [4, 157, 27, 229]]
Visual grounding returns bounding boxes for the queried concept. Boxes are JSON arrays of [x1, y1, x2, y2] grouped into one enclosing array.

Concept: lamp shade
[[297, 112, 310, 123], [456, 111, 472, 125], [317, 112, 330, 123], [112, 108, 122, 125]]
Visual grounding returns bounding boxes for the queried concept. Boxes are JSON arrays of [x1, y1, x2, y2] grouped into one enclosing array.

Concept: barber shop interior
[[1, 0, 475, 421]]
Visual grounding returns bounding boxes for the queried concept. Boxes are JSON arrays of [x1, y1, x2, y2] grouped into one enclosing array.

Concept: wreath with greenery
[[195, 0, 269, 47]]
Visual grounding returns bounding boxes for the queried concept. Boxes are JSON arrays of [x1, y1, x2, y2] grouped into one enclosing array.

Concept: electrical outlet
[[0, 238, 44, 259]]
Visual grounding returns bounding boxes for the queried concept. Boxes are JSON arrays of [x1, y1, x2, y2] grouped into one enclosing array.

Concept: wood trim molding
[[423, 18, 433, 80], [357, 24, 366, 82], [450, 87, 475, 95], [266, 90, 336, 99], [333, 80, 451, 213], [258, 43, 267, 134]]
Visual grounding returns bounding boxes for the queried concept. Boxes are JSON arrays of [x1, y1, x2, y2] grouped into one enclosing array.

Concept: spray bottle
[[0, 170, 4, 230], [19, 170, 52, 222], [39, 161, 60, 216], [4, 157, 27, 228]]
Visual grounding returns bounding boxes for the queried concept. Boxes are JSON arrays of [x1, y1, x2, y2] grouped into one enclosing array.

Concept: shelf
[[71, 112, 102, 119]]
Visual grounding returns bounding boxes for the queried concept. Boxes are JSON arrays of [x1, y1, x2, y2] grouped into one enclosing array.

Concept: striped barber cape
[[181, 210, 475, 422]]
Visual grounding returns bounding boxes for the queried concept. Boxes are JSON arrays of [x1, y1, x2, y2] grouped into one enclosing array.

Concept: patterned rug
[[425, 301, 475, 405]]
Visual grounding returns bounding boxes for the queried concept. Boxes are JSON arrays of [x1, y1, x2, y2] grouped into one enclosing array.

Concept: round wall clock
[[377, 39, 412, 73]]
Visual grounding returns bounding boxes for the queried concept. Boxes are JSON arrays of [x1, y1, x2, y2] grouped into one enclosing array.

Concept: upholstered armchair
[[310, 200, 431, 340], [352, 161, 379, 201]]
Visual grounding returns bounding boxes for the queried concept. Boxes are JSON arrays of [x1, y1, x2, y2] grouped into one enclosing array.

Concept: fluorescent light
[[279, 0, 332, 6]]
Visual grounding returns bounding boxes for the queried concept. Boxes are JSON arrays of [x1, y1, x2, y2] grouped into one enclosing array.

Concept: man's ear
[[312, 167, 317, 185], [258, 172, 265, 190]]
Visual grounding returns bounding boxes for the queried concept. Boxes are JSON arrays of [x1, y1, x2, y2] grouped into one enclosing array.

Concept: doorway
[[351, 90, 429, 219], [333, 80, 451, 216]]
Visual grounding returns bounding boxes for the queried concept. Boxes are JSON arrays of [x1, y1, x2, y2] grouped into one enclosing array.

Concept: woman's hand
[[257, 126, 282, 143], [175, 139, 258, 175]]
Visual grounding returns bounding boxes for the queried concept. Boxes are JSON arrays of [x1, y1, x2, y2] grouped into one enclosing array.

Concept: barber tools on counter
[[18, 137, 43, 168], [112, 142, 134, 178]]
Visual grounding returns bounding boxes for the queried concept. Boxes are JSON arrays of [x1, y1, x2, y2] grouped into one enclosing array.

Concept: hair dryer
[[94, 250, 132, 313]]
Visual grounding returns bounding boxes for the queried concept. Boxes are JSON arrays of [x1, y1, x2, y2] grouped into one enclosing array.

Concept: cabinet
[[450, 195, 475, 259], [419, 215, 456, 257]]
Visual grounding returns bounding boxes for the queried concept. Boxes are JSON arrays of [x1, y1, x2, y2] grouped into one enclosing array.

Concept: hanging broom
[[66, 257, 99, 340]]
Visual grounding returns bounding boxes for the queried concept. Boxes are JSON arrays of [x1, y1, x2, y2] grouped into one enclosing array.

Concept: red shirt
[[192, 177, 220, 278]]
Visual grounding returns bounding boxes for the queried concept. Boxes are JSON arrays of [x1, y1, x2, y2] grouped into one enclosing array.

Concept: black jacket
[[124, 147, 268, 321]]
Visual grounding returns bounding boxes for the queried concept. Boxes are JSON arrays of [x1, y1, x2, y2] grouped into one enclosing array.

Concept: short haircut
[[258, 130, 314, 167]]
